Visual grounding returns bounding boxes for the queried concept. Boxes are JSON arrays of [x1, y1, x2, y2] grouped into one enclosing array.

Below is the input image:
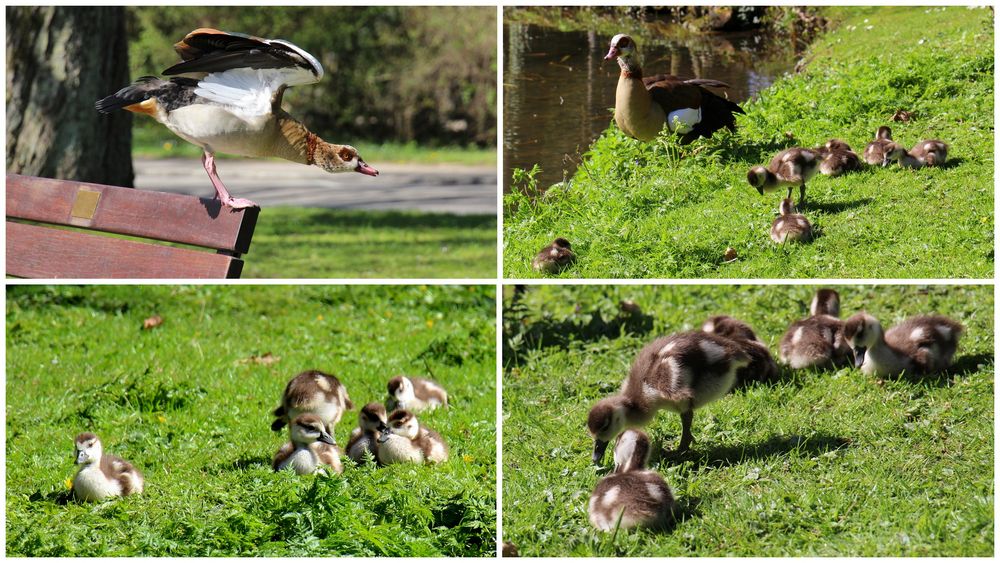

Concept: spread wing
[[162, 28, 323, 117]]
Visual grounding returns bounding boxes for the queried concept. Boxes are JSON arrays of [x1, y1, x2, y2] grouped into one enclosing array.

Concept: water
[[503, 22, 798, 192]]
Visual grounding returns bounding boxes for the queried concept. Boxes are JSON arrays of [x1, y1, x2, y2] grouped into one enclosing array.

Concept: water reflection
[[503, 23, 797, 192]]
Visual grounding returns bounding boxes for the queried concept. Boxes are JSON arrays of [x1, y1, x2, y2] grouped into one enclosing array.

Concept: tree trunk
[[6, 6, 133, 187]]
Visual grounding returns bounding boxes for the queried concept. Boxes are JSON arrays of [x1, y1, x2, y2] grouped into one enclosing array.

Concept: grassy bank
[[7, 285, 496, 556], [503, 6, 993, 278], [244, 208, 496, 279], [502, 284, 993, 556]]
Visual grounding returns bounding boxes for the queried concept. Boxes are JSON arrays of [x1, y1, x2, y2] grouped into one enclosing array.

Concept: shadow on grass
[[261, 209, 496, 232], [660, 432, 851, 470], [896, 352, 994, 386], [215, 455, 273, 472], [28, 489, 73, 505], [806, 197, 874, 214]]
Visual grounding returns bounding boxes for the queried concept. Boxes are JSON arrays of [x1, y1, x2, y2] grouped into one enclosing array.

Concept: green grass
[[502, 284, 993, 556], [132, 125, 497, 166], [504, 6, 994, 278], [6, 285, 496, 556], [243, 207, 496, 279]]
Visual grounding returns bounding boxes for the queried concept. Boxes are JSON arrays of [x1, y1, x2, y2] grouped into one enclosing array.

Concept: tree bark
[[6, 6, 133, 187]]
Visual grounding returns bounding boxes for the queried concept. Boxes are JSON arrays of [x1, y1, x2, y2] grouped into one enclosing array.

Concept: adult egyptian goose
[[770, 198, 813, 244], [588, 430, 674, 532], [604, 34, 744, 143], [587, 331, 749, 463], [272, 370, 353, 435], [815, 139, 863, 176], [779, 289, 852, 369], [532, 238, 576, 274], [842, 312, 963, 377], [346, 402, 388, 463], [273, 414, 343, 475], [701, 315, 780, 386], [863, 126, 894, 165], [747, 148, 819, 206], [385, 375, 448, 413], [883, 140, 948, 168], [72, 433, 144, 501], [96, 28, 378, 209], [376, 409, 449, 465]]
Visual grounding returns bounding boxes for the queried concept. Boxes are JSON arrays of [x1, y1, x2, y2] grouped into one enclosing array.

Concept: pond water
[[503, 22, 799, 192]]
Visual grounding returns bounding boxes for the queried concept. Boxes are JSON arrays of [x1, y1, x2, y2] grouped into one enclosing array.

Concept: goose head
[[747, 166, 770, 194], [604, 34, 637, 62], [778, 198, 797, 216], [379, 409, 420, 443], [387, 376, 415, 406], [290, 414, 336, 446], [552, 237, 572, 250], [810, 289, 841, 317], [875, 126, 893, 140], [587, 396, 630, 464], [314, 144, 379, 176], [613, 429, 651, 473], [359, 402, 388, 433], [882, 142, 907, 166], [74, 432, 102, 465], [824, 139, 852, 153], [843, 312, 884, 368]]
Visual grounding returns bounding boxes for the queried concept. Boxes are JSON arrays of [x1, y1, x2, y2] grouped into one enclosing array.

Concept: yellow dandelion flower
[[317, 314, 324, 321], [65, 478, 73, 490], [157, 415, 166, 423], [426, 319, 434, 328], [462, 454, 474, 463]]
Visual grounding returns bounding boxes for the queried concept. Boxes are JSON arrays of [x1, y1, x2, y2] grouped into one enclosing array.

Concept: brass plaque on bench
[[71, 188, 101, 221]]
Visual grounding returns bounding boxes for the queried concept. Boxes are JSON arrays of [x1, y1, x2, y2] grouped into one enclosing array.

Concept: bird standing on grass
[[96, 28, 379, 209]]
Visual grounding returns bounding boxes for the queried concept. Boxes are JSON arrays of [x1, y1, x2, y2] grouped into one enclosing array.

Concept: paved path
[[134, 158, 497, 215]]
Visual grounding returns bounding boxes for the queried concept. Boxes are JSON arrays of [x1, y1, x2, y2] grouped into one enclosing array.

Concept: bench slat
[[6, 174, 258, 254], [6, 222, 243, 279]]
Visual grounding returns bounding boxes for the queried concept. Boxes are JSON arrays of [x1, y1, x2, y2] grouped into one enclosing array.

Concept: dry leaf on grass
[[236, 353, 280, 366], [142, 316, 164, 330]]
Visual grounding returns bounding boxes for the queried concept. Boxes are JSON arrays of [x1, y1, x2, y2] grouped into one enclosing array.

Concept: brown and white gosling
[[842, 312, 963, 377], [588, 430, 674, 532], [815, 139, 863, 176], [273, 414, 343, 475], [779, 288, 853, 369], [747, 148, 819, 207], [346, 402, 388, 464], [272, 369, 353, 435], [701, 315, 779, 386], [386, 375, 448, 413], [863, 126, 894, 165], [770, 198, 813, 244], [883, 140, 948, 168], [587, 331, 750, 464], [532, 238, 576, 274], [72, 433, 144, 501], [376, 409, 449, 465]]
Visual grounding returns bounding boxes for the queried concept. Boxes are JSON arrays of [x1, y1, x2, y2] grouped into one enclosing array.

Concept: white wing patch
[[194, 67, 310, 119]]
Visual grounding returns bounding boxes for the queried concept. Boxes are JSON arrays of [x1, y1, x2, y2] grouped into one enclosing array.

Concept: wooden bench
[[6, 174, 259, 278]]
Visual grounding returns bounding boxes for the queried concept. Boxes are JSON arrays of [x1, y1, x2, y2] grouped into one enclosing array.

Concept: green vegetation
[[502, 284, 993, 556], [244, 208, 496, 279], [7, 285, 496, 556], [504, 6, 994, 278]]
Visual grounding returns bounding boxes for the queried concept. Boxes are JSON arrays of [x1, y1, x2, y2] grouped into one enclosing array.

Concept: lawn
[[502, 284, 993, 556], [6, 285, 496, 556], [503, 6, 994, 278], [244, 208, 496, 279]]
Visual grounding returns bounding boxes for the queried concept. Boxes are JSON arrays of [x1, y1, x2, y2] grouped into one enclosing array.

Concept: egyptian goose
[[588, 430, 674, 531], [385, 375, 448, 413], [815, 139, 863, 176], [701, 315, 779, 386], [273, 414, 343, 475], [72, 433, 144, 501], [747, 148, 819, 206], [532, 238, 576, 274], [604, 34, 744, 143], [587, 331, 749, 463], [770, 198, 813, 244], [346, 402, 388, 463], [272, 370, 353, 435], [842, 313, 963, 377], [779, 289, 852, 369], [376, 409, 448, 464], [863, 126, 894, 165], [883, 140, 948, 168], [96, 29, 378, 209]]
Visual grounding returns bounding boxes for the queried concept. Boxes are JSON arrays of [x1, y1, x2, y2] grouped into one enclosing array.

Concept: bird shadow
[[28, 489, 73, 505], [934, 157, 964, 170], [803, 197, 873, 215], [893, 352, 994, 386], [213, 455, 272, 473], [658, 432, 852, 470]]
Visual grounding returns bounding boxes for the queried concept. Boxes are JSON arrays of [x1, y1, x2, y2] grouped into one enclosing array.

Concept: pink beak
[[604, 47, 618, 61], [356, 159, 379, 177]]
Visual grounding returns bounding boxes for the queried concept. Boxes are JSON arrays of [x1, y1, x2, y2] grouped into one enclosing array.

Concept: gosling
[[701, 315, 779, 386], [747, 147, 819, 207], [815, 139, 863, 176], [532, 238, 576, 274], [883, 140, 948, 169], [588, 430, 674, 532], [843, 312, 963, 377], [376, 409, 449, 465], [779, 288, 852, 369], [272, 369, 353, 435], [72, 433, 144, 501], [386, 375, 448, 413], [346, 402, 388, 464], [273, 414, 343, 475], [770, 198, 813, 244], [863, 126, 894, 165]]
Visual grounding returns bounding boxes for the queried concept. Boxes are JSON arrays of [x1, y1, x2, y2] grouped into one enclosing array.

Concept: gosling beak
[[592, 439, 609, 465], [853, 346, 867, 368], [318, 431, 336, 446], [375, 421, 388, 434], [377, 428, 392, 443], [604, 47, 618, 61], [356, 159, 379, 177], [756, 186, 765, 196]]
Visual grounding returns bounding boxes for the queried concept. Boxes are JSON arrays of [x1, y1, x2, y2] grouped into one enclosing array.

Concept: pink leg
[[202, 152, 258, 209]]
